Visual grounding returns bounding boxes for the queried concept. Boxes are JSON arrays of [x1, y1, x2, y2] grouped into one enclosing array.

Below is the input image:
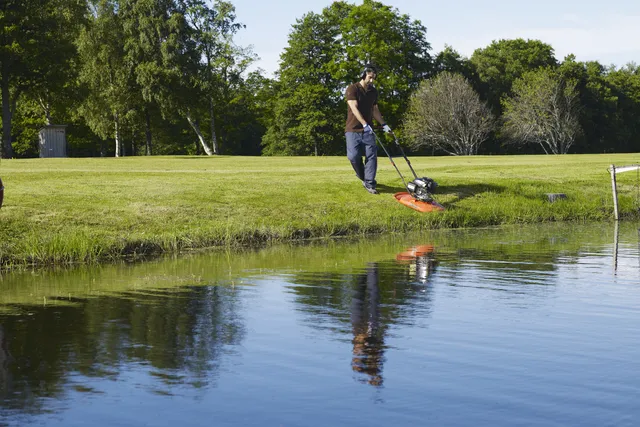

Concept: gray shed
[[39, 125, 68, 158]]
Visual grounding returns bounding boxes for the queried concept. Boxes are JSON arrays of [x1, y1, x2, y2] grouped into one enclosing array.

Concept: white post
[[613, 219, 619, 274], [610, 164, 619, 221]]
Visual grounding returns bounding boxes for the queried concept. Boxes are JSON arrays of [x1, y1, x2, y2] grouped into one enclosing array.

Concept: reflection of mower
[[0, 177, 4, 209], [373, 131, 444, 213], [396, 244, 437, 284], [396, 244, 435, 261]]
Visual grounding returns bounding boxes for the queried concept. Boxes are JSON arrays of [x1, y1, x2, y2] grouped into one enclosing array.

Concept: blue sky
[[231, 0, 640, 77]]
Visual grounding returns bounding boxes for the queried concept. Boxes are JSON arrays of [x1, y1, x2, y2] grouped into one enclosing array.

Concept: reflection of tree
[[0, 284, 245, 414], [0, 326, 13, 399]]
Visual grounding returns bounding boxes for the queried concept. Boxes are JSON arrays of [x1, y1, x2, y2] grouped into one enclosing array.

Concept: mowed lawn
[[0, 153, 638, 267]]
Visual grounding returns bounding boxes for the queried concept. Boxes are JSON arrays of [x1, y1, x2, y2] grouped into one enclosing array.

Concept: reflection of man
[[350, 263, 385, 387]]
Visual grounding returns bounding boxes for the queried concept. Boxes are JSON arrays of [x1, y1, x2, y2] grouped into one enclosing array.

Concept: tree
[[77, 0, 141, 157], [558, 56, 619, 153], [605, 63, 640, 153], [121, 0, 215, 155], [502, 68, 582, 154], [185, 0, 246, 154], [263, 0, 432, 155], [433, 46, 478, 87], [470, 39, 557, 112], [0, 0, 87, 158], [262, 5, 347, 156], [403, 72, 494, 155]]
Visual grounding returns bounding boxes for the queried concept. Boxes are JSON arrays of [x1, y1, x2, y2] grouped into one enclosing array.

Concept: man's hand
[[363, 124, 373, 135], [382, 124, 392, 133]]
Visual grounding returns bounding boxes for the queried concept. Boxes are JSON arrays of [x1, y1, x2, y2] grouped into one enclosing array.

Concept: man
[[345, 64, 391, 194]]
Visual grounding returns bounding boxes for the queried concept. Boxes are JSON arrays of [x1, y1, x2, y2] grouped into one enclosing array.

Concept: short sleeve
[[346, 84, 357, 101]]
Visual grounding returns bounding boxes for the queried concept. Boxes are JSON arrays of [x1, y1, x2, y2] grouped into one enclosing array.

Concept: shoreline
[[1, 154, 638, 270]]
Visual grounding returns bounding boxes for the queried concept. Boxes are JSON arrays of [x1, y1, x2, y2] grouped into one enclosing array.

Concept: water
[[0, 223, 639, 426]]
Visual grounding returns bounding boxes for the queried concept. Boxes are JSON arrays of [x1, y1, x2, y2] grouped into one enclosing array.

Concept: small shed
[[39, 125, 68, 158]]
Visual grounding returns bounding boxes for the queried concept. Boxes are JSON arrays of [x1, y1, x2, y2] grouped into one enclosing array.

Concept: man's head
[[360, 63, 377, 85]]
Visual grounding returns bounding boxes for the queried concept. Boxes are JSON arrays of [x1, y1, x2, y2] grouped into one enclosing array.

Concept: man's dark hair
[[361, 63, 378, 79]]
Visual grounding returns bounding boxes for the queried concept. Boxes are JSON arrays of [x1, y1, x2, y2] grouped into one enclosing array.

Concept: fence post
[[610, 164, 619, 221]]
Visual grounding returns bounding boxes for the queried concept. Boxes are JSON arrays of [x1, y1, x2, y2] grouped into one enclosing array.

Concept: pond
[[0, 222, 639, 426]]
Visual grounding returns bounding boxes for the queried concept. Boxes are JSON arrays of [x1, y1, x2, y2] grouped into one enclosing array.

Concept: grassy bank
[[0, 153, 638, 268]]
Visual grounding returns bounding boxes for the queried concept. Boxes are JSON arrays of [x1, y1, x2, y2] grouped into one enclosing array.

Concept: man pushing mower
[[344, 63, 392, 195]]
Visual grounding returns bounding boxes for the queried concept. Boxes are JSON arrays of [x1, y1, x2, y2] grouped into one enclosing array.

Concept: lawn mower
[[373, 130, 444, 212]]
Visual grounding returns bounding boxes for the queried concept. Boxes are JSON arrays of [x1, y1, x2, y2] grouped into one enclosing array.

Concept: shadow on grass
[[376, 183, 405, 194], [438, 184, 507, 203], [376, 183, 507, 205]]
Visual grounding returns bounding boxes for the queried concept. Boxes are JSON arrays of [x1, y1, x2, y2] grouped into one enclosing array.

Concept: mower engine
[[406, 177, 437, 202]]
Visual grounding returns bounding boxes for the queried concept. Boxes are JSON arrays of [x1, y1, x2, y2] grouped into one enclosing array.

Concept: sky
[[231, 0, 640, 77]]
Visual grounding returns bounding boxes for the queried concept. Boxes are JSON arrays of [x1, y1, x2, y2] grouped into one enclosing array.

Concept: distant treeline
[[1, 0, 638, 158]]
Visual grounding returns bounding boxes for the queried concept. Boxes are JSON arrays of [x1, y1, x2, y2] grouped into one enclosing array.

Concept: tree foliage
[[3, 1, 640, 158], [502, 68, 582, 154], [470, 39, 557, 112], [0, 0, 87, 158], [77, 0, 140, 157], [403, 72, 494, 155], [262, 0, 432, 156]]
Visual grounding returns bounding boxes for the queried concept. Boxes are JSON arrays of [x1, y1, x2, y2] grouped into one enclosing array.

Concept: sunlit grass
[[0, 152, 639, 268]]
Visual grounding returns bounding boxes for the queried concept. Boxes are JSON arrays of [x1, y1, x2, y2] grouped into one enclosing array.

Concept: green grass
[[0, 153, 639, 268]]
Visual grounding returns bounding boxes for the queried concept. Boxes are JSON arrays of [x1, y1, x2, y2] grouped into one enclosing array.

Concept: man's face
[[363, 72, 376, 85]]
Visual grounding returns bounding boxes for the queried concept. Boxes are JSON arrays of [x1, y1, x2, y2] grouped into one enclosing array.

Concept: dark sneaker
[[363, 182, 378, 194]]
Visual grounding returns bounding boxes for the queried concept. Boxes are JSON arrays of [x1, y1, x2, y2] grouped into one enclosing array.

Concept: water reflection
[[396, 244, 438, 285], [0, 223, 638, 426], [350, 263, 384, 386], [350, 244, 437, 387], [0, 285, 245, 415], [0, 326, 11, 400]]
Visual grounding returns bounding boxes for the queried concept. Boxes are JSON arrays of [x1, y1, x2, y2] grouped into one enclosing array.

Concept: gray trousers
[[346, 132, 377, 187]]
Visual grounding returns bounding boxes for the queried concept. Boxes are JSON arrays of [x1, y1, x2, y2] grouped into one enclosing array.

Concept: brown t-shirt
[[345, 82, 378, 133]]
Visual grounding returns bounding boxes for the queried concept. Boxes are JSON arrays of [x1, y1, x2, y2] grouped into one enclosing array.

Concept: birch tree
[[403, 72, 494, 155], [502, 68, 582, 154], [122, 0, 214, 155], [185, 0, 246, 154], [77, 0, 139, 157]]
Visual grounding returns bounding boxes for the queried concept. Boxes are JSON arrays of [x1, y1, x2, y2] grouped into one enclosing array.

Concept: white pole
[[610, 164, 619, 221], [613, 220, 619, 274]]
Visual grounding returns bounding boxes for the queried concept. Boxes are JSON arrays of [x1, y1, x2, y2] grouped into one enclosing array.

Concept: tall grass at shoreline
[[0, 153, 638, 268]]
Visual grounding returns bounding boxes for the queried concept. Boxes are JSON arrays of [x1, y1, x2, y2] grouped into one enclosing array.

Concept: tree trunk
[[114, 112, 121, 157], [186, 112, 214, 156], [145, 108, 153, 156], [1, 63, 14, 159], [38, 96, 52, 125], [209, 97, 219, 154]]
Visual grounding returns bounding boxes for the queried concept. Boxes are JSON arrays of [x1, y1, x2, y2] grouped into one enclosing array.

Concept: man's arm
[[347, 100, 368, 127]]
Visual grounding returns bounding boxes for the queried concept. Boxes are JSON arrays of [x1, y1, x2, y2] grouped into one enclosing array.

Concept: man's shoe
[[363, 182, 378, 194]]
